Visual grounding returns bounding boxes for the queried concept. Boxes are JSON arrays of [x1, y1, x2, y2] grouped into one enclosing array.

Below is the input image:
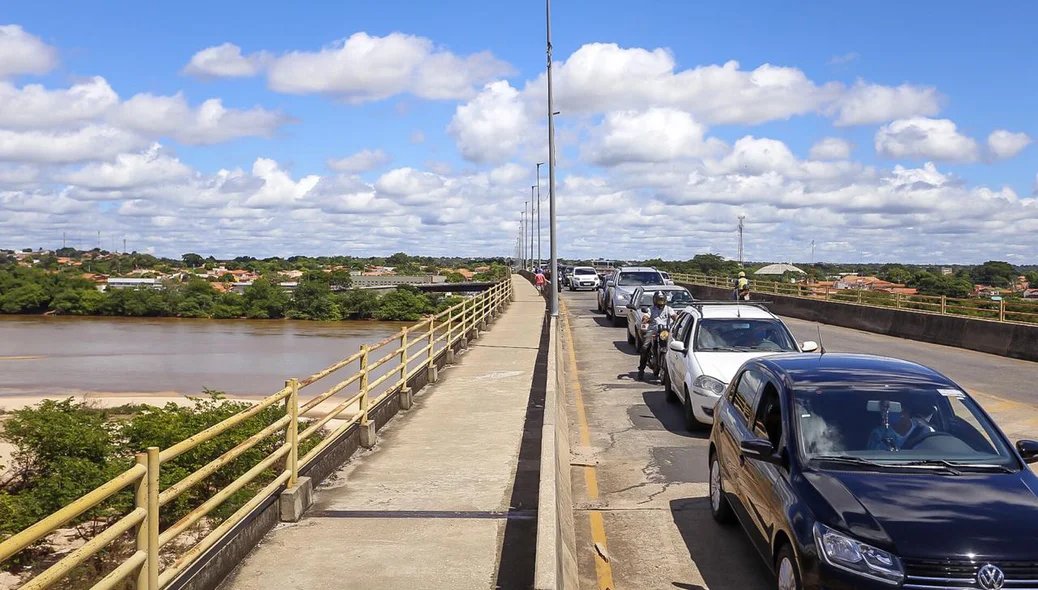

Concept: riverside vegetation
[[0, 391, 325, 587]]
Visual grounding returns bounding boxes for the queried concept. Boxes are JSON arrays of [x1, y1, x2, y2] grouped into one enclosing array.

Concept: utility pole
[[737, 215, 745, 267], [811, 239, 816, 265], [529, 199, 535, 269], [531, 186, 538, 268], [536, 163, 544, 271], [62, 231, 66, 249], [546, 0, 560, 316], [521, 208, 527, 271]]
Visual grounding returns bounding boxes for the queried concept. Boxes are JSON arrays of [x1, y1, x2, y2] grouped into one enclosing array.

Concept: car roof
[[754, 353, 957, 389], [617, 267, 660, 273], [634, 285, 688, 293], [684, 304, 776, 319]]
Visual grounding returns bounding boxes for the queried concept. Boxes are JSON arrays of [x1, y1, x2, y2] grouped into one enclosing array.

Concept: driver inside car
[[867, 398, 937, 451]]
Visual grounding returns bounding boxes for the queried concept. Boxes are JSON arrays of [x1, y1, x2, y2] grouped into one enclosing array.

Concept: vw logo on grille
[[977, 564, 1005, 590]]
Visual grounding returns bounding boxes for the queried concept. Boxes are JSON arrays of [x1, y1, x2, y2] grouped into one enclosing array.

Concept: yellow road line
[[560, 299, 615, 590], [0, 355, 45, 361]]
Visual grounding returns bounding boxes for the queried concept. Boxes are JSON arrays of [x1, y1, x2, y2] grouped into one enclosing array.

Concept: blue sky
[[1, 1, 1035, 263]]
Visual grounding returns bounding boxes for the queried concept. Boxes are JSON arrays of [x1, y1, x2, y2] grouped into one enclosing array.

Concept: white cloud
[[831, 81, 941, 126], [58, 144, 193, 190], [409, 130, 425, 144], [447, 81, 534, 164], [528, 44, 842, 125], [0, 77, 118, 129], [326, 148, 391, 173], [488, 162, 527, 186], [875, 117, 979, 162], [374, 167, 444, 197], [987, 130, 1032, 160], [112, 93, 291, 144], [809, 137, 853, 160], [264, 32, 512, 102], [828, 52, 859, 65], [0, 126, 149, 164], [583, 108, 727, 166], [0, 25, 58, 78], [183, 43, 271, 78]]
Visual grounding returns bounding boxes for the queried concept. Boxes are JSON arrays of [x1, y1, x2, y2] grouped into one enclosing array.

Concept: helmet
[[653, 291, 667, 306], [738, 271, 746, 278]]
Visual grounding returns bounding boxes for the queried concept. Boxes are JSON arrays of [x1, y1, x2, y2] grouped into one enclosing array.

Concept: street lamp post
[[536, 162, 544, 268], [531, 185, 538, 269], [521, 208, 527, 271], [546, 0, 559, 316]]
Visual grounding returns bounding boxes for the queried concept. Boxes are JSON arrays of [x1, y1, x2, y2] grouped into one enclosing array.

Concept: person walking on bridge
[[734, 271, 750, 301], [534, 268, 546, 294]]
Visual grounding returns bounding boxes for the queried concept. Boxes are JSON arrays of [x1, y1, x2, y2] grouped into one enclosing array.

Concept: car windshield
[[693, 319, 797, 352], [638, 290, 693, 306], [794, 386, 1016, 468], [618, 271, 664, 286], [574, 268, 596, 276]]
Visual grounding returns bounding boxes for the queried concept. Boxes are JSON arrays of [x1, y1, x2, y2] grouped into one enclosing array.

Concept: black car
[[708, 353, 1038, 590]]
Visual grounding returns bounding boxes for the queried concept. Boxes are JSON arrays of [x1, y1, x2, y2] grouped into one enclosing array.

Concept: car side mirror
[[626, 303, 637, 310], [668, 340, 686, 353], [740, 438, 784, 465], [1017, 440, 1038, 464], [801, 340, 819, 353]]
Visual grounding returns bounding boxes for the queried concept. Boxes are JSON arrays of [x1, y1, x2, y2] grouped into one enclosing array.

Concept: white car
[[624, 286, 695, 348], [568, 266, 601, 291], [662, 302, 818, 430], [604, 267, 667, 327]]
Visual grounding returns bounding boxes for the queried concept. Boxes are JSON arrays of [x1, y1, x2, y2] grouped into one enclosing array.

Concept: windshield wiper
[[698, 346, 741, 352], [901, 460, 1013, 473], [811, 456, 891, 469]]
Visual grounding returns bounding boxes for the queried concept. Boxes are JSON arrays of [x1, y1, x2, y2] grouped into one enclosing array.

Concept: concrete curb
[[533, 316, 579, 590], [679, 282, 1038, 362]]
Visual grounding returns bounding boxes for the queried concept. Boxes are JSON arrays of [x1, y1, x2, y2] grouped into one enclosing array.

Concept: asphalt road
[[561, 289, 1038, 590]]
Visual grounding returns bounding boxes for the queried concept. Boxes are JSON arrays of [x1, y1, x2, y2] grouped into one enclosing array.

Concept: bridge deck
[[559, 289, 1038, 590], [221, 276, 546, 590]]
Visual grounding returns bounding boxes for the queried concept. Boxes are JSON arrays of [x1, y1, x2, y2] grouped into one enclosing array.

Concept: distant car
[[664, 302, 816, 429], [708, 353, 1038, 590], [568, 266, 600, 291], [624, 286, 694, 348], [660, 271, 675, 285], [604, 267, 667, 326]]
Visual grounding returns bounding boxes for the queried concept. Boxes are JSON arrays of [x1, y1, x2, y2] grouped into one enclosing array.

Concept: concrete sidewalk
[[222, 276, 546, 590]]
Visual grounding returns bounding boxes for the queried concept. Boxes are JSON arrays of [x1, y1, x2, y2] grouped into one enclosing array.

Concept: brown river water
[[0, 316, 408, 399]]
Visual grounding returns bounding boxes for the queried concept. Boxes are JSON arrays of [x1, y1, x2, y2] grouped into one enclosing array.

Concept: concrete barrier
[[678, 283, 1038, 362], [534, 317, 579, 590]]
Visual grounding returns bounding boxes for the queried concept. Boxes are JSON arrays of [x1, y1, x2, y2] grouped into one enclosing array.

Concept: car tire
[[775, 544, 803, 590], [664, 369, 678, 403], [684, 387, 705, 431], [709, 451, 735, 524]]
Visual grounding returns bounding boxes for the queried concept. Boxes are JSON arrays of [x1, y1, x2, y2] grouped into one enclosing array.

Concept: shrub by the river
[[0, 390, 324, 585]]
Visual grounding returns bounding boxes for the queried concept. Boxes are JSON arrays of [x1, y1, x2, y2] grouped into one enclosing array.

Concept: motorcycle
[[645, 320, 671, 379]]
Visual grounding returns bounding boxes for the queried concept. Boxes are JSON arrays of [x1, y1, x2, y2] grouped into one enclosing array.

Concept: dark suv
[[708, 353, 1038, 590]]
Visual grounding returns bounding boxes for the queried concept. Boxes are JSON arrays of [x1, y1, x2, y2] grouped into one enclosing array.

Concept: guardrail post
[[999, 299, 1006, 322], [446, 308, 456, 364], [857, 289, 863, 304], [824, 287, 830, 301], [399, 328, 413, 410], [427, 317, 439, 383], [940, 295, 947, 315], [135, 447, 159, 590], [359, 345, 375, 448], [286, 378, 299, 487]]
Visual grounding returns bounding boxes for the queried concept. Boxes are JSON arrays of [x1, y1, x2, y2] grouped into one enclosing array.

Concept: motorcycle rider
[[638, 291, 678, 381], [734, 271, 750, 300]]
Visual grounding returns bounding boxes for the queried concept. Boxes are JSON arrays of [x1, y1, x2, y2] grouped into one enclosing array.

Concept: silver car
[[624, 286, 695, 348], [604, 267, 667, 327]]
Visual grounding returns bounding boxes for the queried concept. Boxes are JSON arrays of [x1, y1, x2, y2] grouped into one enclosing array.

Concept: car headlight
[[692, 375, 726, 396], [813, 523, 903, 585], [616, 293, 629, 301]]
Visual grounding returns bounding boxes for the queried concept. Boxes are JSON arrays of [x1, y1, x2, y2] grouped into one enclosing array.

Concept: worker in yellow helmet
[[734, 271, 750, 300]]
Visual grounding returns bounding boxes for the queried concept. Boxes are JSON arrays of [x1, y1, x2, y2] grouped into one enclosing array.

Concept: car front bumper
[[689, 388, 721, 424]]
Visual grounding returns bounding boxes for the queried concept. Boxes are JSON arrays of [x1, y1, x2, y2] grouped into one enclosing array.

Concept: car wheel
[[775, 544, 803, 590], [709, 451, 735, 524], [664, 369, 678, 403], [684, 387, 705, 431]]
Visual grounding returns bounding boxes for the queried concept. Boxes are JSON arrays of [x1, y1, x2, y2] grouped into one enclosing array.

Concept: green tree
[[334, 290, 380, 319], [242, 278, 289, 319], [0, 283, 48, 313], [878, 264, 913, 285], [386, 252, 411, 266], [287, 280, 340, 320], [50, 289, 105, 315], [181, 253, 205, 268], [327, 270, 353, 291], [375, 289, 432, 321], [970, 261, 1017, 288], [444, 271, 466, 283]]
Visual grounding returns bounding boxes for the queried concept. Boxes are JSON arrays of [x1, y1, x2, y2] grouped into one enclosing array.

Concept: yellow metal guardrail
[[0, 278, 514, 590], [669, 272, 1038, 325]]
